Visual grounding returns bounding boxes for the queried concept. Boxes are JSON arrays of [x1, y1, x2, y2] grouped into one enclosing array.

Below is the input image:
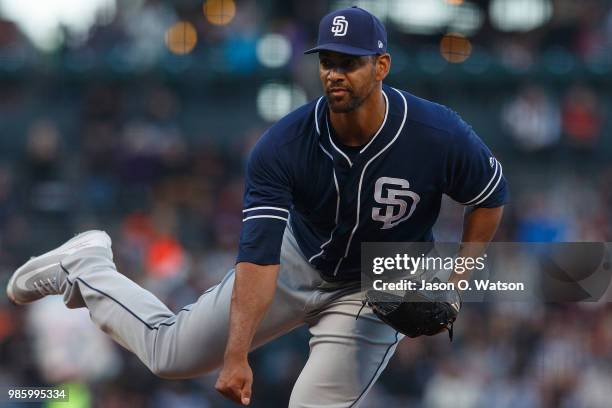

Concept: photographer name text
[[372, 279, 525, 292]]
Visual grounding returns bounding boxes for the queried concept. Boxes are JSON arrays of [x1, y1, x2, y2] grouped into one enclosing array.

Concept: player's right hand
[[215, 356, 253, 405]]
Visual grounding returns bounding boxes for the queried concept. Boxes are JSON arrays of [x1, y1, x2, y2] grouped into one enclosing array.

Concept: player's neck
[[329, 87, 385, 147]]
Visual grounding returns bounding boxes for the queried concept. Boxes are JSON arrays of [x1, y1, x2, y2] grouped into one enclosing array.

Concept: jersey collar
[[316, 84, 407, 167]]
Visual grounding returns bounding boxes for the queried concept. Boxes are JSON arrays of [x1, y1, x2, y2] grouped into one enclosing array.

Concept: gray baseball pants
[[60, 228, 401, 407]]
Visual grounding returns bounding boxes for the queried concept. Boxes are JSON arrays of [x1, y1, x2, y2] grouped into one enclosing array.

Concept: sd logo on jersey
[[372, 177, 420, 229]]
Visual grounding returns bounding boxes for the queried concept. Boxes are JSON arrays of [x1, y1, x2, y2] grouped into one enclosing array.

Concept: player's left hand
[[215, 357, 253, 405], [365, 280, 461, 341]]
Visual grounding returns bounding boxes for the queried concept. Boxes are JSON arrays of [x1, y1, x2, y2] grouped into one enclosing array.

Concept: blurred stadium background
[[0, 0, 611, 407]]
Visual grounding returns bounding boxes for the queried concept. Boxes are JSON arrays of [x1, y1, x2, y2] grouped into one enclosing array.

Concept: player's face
[[319, 51, 378, 113]]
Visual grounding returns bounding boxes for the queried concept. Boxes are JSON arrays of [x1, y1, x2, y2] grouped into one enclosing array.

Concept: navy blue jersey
[[237, 85, 508, 281]]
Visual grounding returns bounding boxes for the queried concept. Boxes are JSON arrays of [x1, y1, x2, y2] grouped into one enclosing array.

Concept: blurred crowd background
[[0, 0, 611, 407]]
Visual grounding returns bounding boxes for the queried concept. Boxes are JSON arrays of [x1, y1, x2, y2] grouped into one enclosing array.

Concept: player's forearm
[[224, 262, 279, 361], [449, 206, 504, 284], [461, 206, 504, 243]]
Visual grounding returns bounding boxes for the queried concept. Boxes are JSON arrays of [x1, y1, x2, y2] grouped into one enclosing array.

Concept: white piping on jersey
[[242, 206, 289, 214], [318, 143, 333, 160], [332, 171, 340, 224], [314, 97, 324, 135], [460, 158, 501, 206], [471, 162, 503, 206], [318, 143, 340, 223], [359, 90, 389, 154], [311, 102, 341, 262], [308, 170, 340, 263], [326, 116, 353, 168], [242, 215, 288, 222], [319, 143, 340, 220], [322, 90, 389, 165], [333, 87, 408, 276], [311, 143, 340, 263]]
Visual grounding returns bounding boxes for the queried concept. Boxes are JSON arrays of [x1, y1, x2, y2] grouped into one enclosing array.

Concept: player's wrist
[[223, 348, 249, 365]]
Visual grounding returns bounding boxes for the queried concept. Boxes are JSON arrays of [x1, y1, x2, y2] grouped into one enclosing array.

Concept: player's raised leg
[[6, 230, 113, 305], [289, 296, 402, 408], [6, 230, 306, 379]]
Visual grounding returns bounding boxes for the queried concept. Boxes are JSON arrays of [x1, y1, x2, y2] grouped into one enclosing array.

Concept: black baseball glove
[[364, 280, 462, 341]]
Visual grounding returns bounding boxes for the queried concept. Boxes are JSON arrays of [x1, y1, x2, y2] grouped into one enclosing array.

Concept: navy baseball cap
[[304, 6, 387, 56]]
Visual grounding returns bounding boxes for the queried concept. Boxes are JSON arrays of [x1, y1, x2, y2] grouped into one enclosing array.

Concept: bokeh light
[[330, 0, 389, 21], [0, 0, 116, 51], [257, 83, 307, 122], [165, 21, 197, 55], [440, 33, 472, 63], [448, 1, 483, 36], [256, 34, 292, 68], [389, 0, 449, 35], [203, 0, 236, 26], [490, 0, 553, 32]]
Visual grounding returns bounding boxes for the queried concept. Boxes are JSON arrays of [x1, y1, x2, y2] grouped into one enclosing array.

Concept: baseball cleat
[[6, 230, 112, 305]]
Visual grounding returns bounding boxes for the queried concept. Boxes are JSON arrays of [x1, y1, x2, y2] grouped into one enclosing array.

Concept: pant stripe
[[61, 263, 189, 330], [348, 330, 400, 408]]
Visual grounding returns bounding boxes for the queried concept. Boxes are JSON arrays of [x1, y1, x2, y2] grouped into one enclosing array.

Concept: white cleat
[[6, 230, 112, 305]]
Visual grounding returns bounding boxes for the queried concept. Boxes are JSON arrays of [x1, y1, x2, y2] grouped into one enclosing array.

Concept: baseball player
[[6, 7, 507, 407]]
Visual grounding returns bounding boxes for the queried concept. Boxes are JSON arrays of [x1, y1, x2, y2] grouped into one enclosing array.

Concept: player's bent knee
[[149, 357, 222, 379], [150, 365, 216, 380], [149, 361, 187, 380], [149, 365, 183, 380]]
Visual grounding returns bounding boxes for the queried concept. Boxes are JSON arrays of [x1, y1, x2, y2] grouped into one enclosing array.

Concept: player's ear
[[374, 53, 391, 81]]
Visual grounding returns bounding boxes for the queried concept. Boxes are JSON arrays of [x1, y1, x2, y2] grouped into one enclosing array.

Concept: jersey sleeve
[[445, 113, 508, 208], [236, 131, 293, 265]]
